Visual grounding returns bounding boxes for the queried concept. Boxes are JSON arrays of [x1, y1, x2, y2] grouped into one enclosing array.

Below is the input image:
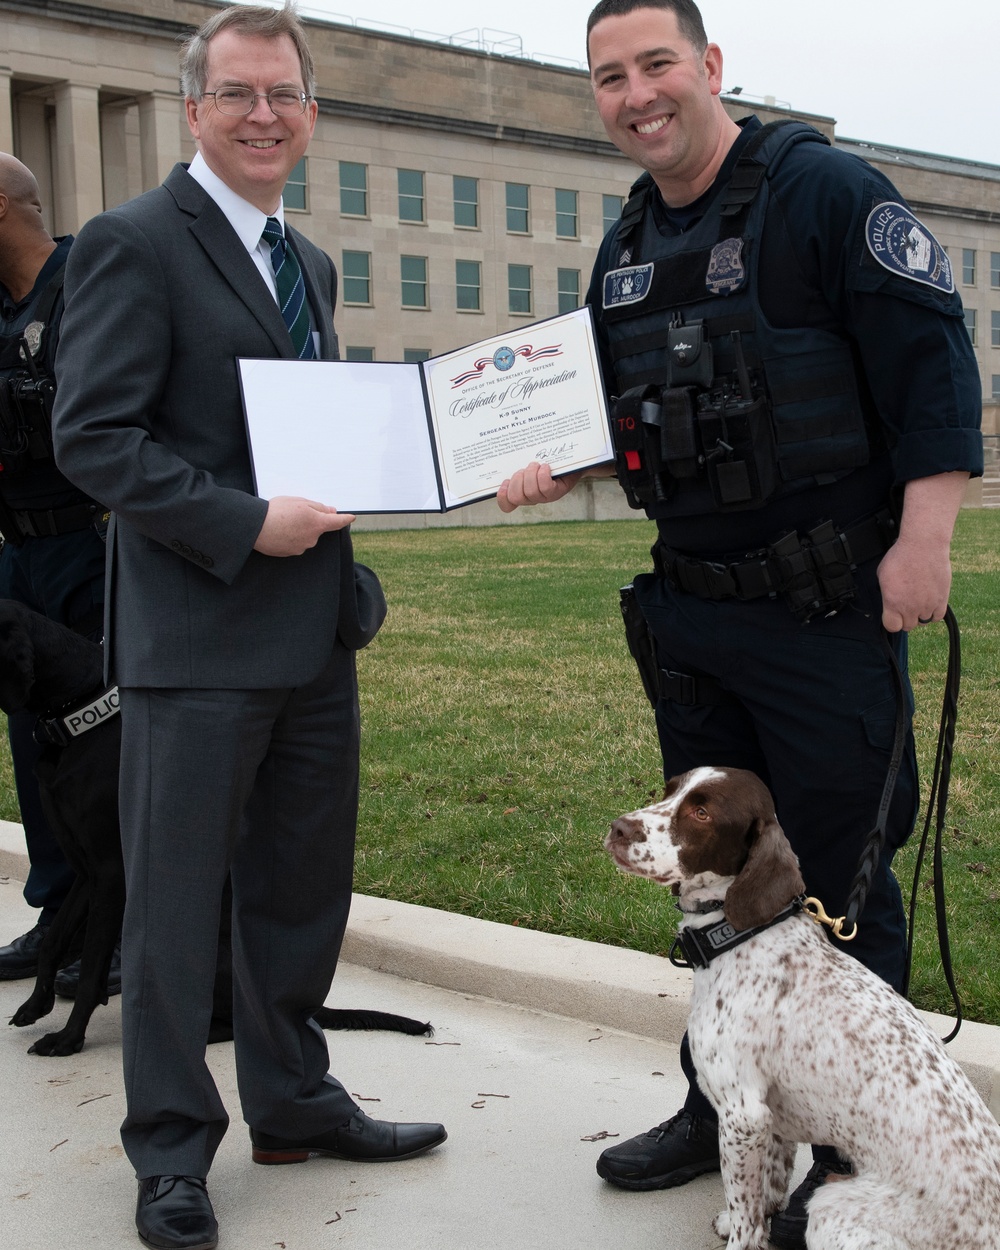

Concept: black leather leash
[[840, 607, 963, 1042], [902, 607, 963, 1043]]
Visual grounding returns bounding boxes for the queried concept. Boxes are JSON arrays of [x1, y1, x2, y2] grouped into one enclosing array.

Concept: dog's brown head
[[605, 766, 805, 930]]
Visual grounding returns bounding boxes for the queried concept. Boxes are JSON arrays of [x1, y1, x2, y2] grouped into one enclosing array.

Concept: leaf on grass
[[966, 862, 989, 874], [580, 1131, 620, 1142], [503, 807, 518, 815]]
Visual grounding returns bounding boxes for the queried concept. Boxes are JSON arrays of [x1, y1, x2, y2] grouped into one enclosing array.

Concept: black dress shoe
[[55, 937, 122, 999], [250, 1110, 447, 1164], [596, 1109, 721, 1190], [0, 923, 49, 980], [135, 1175, 218, 1250], [768, 1158, 853, 1250]]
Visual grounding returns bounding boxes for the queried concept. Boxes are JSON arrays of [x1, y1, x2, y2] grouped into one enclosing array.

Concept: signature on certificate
[[535, 441, 575, 462]]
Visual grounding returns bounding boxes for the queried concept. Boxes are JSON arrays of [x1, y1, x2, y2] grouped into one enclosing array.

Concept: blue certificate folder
[[238, 306, 613, 514]]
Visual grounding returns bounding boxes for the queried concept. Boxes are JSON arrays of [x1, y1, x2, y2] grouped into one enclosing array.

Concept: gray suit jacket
[[52, 164, 383, 688]]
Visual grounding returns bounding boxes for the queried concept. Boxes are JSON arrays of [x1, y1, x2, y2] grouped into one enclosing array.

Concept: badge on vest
[[864, 202, 954, 293], [603, 263, 654, 309], [705, 239, 747, 295]]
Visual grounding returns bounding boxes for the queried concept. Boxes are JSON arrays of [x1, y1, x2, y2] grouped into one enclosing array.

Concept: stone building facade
[[2, 0, 997, 522]]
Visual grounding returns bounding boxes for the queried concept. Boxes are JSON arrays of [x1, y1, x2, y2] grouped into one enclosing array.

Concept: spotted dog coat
[[605, 766, 1000, 1250]]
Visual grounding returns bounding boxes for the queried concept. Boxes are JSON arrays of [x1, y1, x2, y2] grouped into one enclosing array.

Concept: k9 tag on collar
[[865, 202, 954, 293], [603, 263, 654, 309]]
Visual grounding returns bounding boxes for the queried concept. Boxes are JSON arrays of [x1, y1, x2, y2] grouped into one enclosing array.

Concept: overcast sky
[[295, 0, 996, 166]]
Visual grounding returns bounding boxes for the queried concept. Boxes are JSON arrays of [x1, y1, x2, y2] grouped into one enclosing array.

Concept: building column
[[53, 81, 103, 232], [138, 90, 183, 192], [0, 67, 13, 154]]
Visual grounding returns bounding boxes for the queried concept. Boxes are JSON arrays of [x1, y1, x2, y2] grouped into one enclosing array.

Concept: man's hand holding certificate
[[239, 307, 613, 514]]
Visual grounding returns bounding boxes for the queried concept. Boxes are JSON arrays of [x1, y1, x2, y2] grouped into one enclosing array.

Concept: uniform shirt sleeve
[[760, 142, 983, 483]]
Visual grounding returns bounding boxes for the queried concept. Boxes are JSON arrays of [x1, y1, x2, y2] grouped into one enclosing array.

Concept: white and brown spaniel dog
[[606, 766, 1000, 1250]]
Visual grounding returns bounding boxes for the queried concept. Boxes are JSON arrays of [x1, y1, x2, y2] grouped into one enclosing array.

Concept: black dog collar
[[669, 894, 807, 970], [34, 684, 120, 748]]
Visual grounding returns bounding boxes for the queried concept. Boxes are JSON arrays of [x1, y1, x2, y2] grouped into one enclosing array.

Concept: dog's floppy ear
[[0, 613, 36, 714], [724, 815, 805, 931]]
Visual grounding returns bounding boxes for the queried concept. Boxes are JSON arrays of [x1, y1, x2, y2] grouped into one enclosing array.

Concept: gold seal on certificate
[[238, 307, 613, 514]]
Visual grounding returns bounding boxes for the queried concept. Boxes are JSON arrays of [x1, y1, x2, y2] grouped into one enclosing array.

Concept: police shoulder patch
[[603, 263, 654, 309], [864, 202, 954, 293]]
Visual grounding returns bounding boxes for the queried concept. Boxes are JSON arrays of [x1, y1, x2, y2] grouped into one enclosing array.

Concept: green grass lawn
[[2, 511, 997, 1023]]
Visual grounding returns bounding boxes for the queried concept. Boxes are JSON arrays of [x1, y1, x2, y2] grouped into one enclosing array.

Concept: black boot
[[596, 1109, 720, 1190]]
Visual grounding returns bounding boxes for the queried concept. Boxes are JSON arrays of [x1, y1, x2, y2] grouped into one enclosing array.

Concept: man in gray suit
[[52, 6, 445, 1247]]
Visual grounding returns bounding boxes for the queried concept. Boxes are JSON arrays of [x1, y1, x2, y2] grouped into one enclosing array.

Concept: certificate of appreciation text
[[238, 306, 613, 514]]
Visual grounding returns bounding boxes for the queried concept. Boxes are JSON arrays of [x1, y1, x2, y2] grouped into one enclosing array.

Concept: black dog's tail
[[312, 1007, 433, 1036]]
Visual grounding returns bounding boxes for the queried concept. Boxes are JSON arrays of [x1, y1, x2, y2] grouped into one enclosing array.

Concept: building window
[[506, 182, 530, 234], [403, 348, 431, 363], [345, 346, 374, 362], [962, 248, 976, 285], [993, 310, 1000, 348], [456, 260, 482, 311], [555, 188, 578, 239], [965, 307, 977, 345], [508, 264, 532, 314], [398, 169, 425, 223], [602, 193, 623, 235], [993, 375, 1000, 400], [339, 161, 367, 216], [401, 255, 428, 308], [992, 252, 1000, 289], [557, 268, 580, 314], [341, 251, 371, 305], [453, 176, 479, 228], [283, 157, 307, 211]]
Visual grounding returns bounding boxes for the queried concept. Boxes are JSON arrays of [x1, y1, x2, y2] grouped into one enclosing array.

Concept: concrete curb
[[4, 818, 998, 1120]]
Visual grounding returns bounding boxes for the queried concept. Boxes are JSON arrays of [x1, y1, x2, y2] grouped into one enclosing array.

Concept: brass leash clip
[[802, 896, 858, 942]]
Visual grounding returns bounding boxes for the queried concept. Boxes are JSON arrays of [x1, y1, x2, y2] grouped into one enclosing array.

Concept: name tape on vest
[[603, 263, 654, 309]]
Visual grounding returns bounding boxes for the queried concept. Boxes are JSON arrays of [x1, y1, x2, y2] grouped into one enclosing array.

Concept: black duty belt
[[655, 509, 897, 622], [9, 501, 97, 539], [34, 684, 120, 747]]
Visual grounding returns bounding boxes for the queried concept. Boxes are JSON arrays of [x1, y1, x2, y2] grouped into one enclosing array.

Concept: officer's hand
[[876, 471, 967, 632], [876, 536, 951, 633], [497, 462, 583, 513], [254, 496, 355, 557]]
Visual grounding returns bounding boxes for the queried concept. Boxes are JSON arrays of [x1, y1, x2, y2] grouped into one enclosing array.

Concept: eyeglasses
[[203, 88, 312, 116]]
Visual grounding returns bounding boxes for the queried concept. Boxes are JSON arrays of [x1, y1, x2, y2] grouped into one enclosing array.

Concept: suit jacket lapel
[[164, 164, 294, 360]]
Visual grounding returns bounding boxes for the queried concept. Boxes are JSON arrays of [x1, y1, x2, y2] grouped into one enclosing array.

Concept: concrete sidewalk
[[2, 820, 999, 1250]]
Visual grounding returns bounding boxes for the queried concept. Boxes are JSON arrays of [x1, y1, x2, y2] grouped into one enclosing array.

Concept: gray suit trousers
[[117, 643, 361, 1178]]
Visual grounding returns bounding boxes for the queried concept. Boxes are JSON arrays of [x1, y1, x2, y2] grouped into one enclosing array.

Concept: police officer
[[0, 153, 110, 988], [498, 3, 982, 1246]]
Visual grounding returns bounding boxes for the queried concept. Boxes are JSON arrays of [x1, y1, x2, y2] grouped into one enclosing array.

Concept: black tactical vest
[[601, 122, 872, 517]]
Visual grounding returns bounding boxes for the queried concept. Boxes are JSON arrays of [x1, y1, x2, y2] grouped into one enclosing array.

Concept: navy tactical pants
[[633, 557, 917, 1120]]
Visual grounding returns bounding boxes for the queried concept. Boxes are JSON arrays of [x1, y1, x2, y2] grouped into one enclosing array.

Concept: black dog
[[0, 600, 430, 1055]]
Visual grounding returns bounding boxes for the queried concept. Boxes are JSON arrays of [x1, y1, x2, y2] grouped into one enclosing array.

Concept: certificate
[[238, 306, 612, 513]]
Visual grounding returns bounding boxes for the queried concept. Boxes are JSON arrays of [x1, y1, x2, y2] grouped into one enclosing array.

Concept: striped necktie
[[261, 217, 315, 360]]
